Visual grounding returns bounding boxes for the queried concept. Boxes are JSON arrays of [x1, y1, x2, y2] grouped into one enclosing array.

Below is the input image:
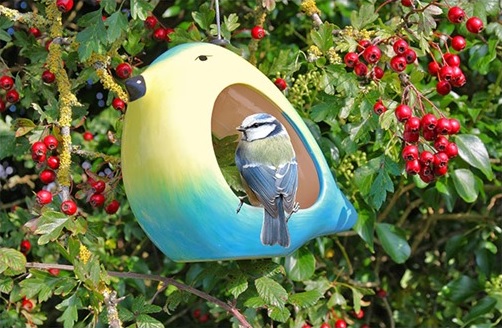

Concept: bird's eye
[[251, 123, 260, 128], [196, 55, 209, 61]]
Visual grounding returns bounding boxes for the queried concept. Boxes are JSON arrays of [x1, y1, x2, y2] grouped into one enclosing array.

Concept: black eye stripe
[[196, 55, 209, 61]]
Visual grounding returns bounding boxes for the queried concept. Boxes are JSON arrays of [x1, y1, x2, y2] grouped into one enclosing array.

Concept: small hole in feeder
[[211, 84, 320, 208]]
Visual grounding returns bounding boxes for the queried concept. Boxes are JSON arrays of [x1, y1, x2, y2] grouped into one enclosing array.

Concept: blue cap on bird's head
[[121, 42, 357, 262]]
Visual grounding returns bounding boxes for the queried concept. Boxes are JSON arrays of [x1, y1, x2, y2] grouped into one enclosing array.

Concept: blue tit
[[235, 113, 299, 248]]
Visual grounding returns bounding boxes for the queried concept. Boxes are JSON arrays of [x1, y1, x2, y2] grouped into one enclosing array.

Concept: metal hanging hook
[[210, 0, 229, 46]]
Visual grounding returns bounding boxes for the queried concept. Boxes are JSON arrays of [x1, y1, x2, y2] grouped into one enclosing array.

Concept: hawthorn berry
[[115, 63, 132, 79], [31, 141, 48, 157], [439, 65, 454, 81], [451, 68, 466, 87], [301, 324, 312, 328], [90, 193, 105, 207], [402, 144, 419, 161], [393, 38, 409, 55], [274, 78, 287, 91], [390, 55, 407, 72], [20, 239, 31, 254], [436, 80, 452, 95], [406, 159, 421, 175], [353, 309, 365, 319], [395, 104, 412, 122], [354, 62, 368, 77], [444, 53, 460, 67], [436, 117, 452, 135], [419, 165, 435, 183], [404, 48, 417, 64], [403, 130, 419, 143], [92, 180, 106, 194], [0, 75, 14, 90], [344, 52, 359, 68], [6, 89, 20, 103], [83, 131, 94, 141], [105, 200, 120, 214], [0, 99, 5, 113], [445, 142, 458, 158], [373, 100, 387, 115], [198, 313, 210, 323], [42, 70, 56, 84], [56, 0, 74, 13], [48, 268, 60, 276], [433, 152, 449, 168], [144, 16, 158, 29], [251, 26, 266, 39], [153, 27, 167, 41], [449, 118, 461, 134], [405, 116, 421, 132], [36, 190, 53, 205], [335, 319, 347, 328], [47, 156, 60, 170], [421, 113, 437, 131], [466, 17, 483, 34], [434, 164, 448, 176], [451, 35, 466, 51], [428, 61, 440, 75], [43, 134, 58, 150], [320, 323, 330, 328], [434, 135, 449, 152], [363, 45, 381, 64], [357, 39, 371, 51], [401, 0, 413, 6], [39, 169, 56, 184], [28, 27, 41, 38], [420, 151, 434, 166], [447, 6, 466, 24], [423, 128, 437, 141], [112, 98, 126, 111], [61, 199, 78, 215], [373, 66, 384, 79], [376, 288, 387, 298], [21, 297, 34, 312], [193, 309, 201, 319]]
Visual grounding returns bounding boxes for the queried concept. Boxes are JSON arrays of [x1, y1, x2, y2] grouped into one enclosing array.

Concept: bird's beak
[[125, 75, 147, 101], [236, 126, 245, 132]]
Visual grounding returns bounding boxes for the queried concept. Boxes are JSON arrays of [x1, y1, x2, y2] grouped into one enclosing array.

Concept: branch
[[24, 262, 252, 328]]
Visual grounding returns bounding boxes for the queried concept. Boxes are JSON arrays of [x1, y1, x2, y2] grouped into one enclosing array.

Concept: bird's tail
[[261, 197, 290, 247]]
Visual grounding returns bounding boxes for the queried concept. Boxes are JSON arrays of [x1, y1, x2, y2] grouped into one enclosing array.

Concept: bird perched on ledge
[[235, 113, 299, 247]]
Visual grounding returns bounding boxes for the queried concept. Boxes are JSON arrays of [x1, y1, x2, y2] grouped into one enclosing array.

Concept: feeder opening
[[211, 84, 320, 208]]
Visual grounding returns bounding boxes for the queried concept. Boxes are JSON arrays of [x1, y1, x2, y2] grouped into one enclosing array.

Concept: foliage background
[[0, 0, 501, 327]]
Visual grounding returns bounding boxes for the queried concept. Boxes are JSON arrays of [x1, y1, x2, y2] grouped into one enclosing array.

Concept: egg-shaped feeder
[[121, 42, 357, 262]]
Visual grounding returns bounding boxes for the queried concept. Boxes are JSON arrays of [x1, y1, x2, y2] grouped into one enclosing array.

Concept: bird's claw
[[236, 196, 246, 214]]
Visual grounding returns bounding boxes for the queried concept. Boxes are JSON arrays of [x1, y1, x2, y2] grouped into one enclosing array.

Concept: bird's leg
[[236, 196, 247, 214], [286, 202, 300, 222]]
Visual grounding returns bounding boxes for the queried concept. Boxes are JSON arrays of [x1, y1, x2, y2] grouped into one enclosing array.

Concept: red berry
[[405, 159, 421, 175], [451, 36, 466, 51], [436, 80, 452, 95], [83, 131, 93, 141], [20, 240, 31, 254], [152, 27, 167, 42], [373, 100, 387, 115], [419, 165, 435, 183], [405, 116, 421, 132], [390, 55, 407, 72], [420, 151, 434, 166], [445, 142, 458, 158], [47, 156, 60, 170], [115, 63, 132, 79], [36, 190, 53, 205], [373, 66, 384, 79], [402, 144, 419, 161], [42, 70, 56, 84], [0, 98, 5, 113], [395, 104, 412, 122], [43, 135, 58, 150], [61, 199, 78, 215], [434, 135, 449, 152], [92, 180, 106, 194], [301, 324, 312, 328], [198, 313, 209, 323], [344, 52, 359, 68], [393, 38, 409, 55], [357, 39, 371, 52], [56, 0, 74, 13], [404, 48, 417, 64], [466, 16, 483, 34], [21, 297, 34, 312], [32, 152, 47, 163], [436, 117, 452, 135], [403, 130, 419, 143], [28, 27, 41, 38], [447, 6, 466, 24], [193, 309, 201, 318], [39, 169, 56, 184], [421, 113, 437, 131], [0, 75, 14, 90], [335, 319, 347, 328], [105, 200, 120, 214], [90, 193, 105, 207], [320, 323, 330, 328], [251, 26, 266, 39], [164, 28, 175, 42], [444, 53, 460, 67], [31, 141, 48, 157], [274, 78, 287, 91], [6, 89, 19, 103], [449, 118, 461, 134], [376, 288, 387, 298], [353, 309, 365, 319], [439, 65, 454, 81], [401, 0, 413, 6], [433, 152, 449, 168], [451, 68, 466, 87], [428, 61, 440, 75], [423, 128, 437, 141], [144, 16, 158, 29], [354, 62, 368, 77], [434, 164, 448, 176], [48, 268, 60, 276], [363, 45, 381, 64], [112, 98, 126, 111]]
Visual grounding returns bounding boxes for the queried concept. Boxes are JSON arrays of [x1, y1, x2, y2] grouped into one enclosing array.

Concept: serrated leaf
[[227, 271, 248, 299], [455, 134, 494, 180], [352, 208, 375, 252], [244, 295, 267, 308], [353, 4, 378, 29], [284, 247, 315, 281], [289, 290, 323, 308], [35, 211, 69, 245], [0, 248, 26, 275], [105, 11, 128, 43], [0, 277, 13, 293], [239, 260, 283, 278], [192, 3, 215, 30], [375, 223, 410, 264], [56, 293, 80, 328], [137, 314, 164, 328], [451, 169, 479, 203], [255, 276, 288, 308], [369, 169, 394, 210], [129, 0, 153, 20], [310, 23, 334, 52], [268, 305, 290, 322]]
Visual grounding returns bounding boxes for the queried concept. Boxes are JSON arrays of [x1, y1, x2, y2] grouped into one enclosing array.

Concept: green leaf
[[227, 271, 248, 299], [352, 4, 378, 29], [375, 223, 410, 264], [451, 169, 479, 203], [310, 23, 334, 52], [369, 169, 394, 210], [0, 248, 26, 276], [255, 277, 288, 308], [463, 296, 497, 323], [100, 0, 116, 14], [75, 11, 107, 61], [192, 3, 215, 31], [288, 290, 323, 308], [56, 293, 80, 328], [352, 208, 375, 252], [105, 11, 128, 44], [136, 314, 164, 328], [35, 211, 69, 245], [284, 247, 316, 281], [123, 30, 145, 56], [443, 275, 481, 303], [0, 277, 13, 294], [268, 305, 290, 322], [13, 118, 36, 137], [129, 0, 153, 20], [455, 134, 494, 180], [0, 128, 16, 159], [244, 295, 267, 308]]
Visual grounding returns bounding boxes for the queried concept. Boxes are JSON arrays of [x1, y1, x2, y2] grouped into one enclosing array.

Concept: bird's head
[[237, 113, 286, 142]]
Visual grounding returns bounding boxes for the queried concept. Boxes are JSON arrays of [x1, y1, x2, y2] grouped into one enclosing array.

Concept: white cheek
[[248, 125, 275, 140]]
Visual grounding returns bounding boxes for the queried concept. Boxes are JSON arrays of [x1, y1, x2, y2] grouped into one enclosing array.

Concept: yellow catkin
[[300, 0, 320, 16], [96, 67, 129, 102], [79, 244, 92, 264]]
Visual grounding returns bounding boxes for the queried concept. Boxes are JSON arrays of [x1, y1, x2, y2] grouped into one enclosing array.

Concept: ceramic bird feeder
[[121, 42, 357, 262]]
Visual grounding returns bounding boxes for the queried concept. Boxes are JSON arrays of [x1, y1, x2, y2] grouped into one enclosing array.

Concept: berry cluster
[[144, 15, 175, 43], [0, 75, 20, 113], [75, 171, 121, 214], [343, 40, 385, 80]]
